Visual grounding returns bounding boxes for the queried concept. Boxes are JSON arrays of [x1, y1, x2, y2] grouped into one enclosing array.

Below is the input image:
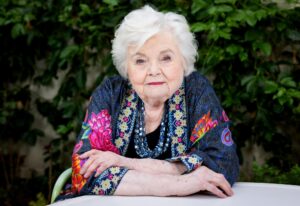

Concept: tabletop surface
[[50, 182, 300, 206]]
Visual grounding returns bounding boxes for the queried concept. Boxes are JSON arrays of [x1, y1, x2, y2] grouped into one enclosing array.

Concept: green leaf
[[230, 10, 246, 22], [191, 22, 209, 32], [245, 10, 257, 26], [11, 23, 25, 38], [103, 0, 119, 7], [241, 75, 256, 86], [260, 42, 272, 56], [80, 4, 91, 15], [287, 89, 300, 99], [273, 87, 287, 105], [215, 0, 237, 4], [253, 42, 272, 56], [24, 13, 35, 22], [255, 10, 267, 20], [264, 80, 278, 94], [57, 123, 73, 135], [208, 5, 233, 15], [60, 45, 79, 59], [246, 78, 257, 93], [276, 22, 286, 31], [191, 0, 208, 14], [226, 44, 242, 55], [239, 52, 248, 61], [280, 77, 296, 87]]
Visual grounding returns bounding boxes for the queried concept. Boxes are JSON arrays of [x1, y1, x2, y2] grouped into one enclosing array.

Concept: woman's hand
[[79, 149, 125, 178], [189, 166, 233, 198]]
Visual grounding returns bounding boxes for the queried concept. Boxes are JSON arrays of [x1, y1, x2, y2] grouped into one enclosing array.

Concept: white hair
[[111, 5, 198, 78]]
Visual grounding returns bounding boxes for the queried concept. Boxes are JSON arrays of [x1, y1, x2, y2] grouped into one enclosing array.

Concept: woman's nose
[[147, 62, 161, 76]]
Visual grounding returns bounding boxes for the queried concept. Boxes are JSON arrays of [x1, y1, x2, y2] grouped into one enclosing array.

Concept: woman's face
[[126, 31, 185, 105]]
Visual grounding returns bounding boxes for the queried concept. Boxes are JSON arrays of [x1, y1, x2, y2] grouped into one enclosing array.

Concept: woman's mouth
[[147, 82, 165, 85]]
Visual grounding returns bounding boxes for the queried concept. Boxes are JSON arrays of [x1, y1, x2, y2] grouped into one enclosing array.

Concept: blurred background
[[1, 0, 299, 205]]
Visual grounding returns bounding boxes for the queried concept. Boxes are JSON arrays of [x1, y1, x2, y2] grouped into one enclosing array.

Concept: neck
[[143, 102, 165, 134]]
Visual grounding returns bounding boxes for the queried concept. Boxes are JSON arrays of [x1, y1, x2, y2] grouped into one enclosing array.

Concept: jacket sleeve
[[71, 78, 128, 196], [168, 77, 239, 185]]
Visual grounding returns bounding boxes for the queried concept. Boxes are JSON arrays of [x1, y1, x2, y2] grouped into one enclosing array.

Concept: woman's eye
[[162, 55, 171, 62], [135, 59, 145, 64]]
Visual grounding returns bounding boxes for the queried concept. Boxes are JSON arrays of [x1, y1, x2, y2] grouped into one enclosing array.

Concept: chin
[[144, 93, 169, 104]]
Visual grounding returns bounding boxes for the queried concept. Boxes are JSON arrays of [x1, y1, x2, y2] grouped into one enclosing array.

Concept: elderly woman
[[71, 5, 239, 199]]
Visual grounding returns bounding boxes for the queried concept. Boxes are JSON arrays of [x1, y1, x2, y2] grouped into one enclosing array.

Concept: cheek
[[164, 64, 184, 87], [128, 71, 145, 85], [127, 68, 147, 95]]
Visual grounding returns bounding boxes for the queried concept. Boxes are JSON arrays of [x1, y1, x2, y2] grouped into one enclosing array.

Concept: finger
[[80, 155, 96, 175], [95, 162, 110, 177], [94, 164, 106, 177], [79, 149, 98, 159], [206, 183, 227, 198], [84, 158, 102, 178], [211, 173, 233, 196]]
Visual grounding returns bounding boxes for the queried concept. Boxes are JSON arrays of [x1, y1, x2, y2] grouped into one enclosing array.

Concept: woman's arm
[[122, 156, 187, 175], [114, 166, 233, 198], [79, 150, 186, 178]]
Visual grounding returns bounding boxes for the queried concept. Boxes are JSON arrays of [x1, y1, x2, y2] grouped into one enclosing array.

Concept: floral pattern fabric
[[67, 72, 239, 200]]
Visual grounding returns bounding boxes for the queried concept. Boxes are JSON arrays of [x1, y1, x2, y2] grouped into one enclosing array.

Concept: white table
[[50, 182, 300, 206]]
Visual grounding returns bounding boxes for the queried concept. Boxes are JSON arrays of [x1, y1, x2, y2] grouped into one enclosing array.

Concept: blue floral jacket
[[71, 71, 239, 196]]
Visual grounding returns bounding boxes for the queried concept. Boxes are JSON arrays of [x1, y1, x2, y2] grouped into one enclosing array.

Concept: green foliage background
[[0, 0, 300, 205]]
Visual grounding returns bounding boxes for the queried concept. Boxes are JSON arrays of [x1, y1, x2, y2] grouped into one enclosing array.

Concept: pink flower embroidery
[[88, 110, 119, 154], [222, 110, 229, 122], [73, 140, 83, 154]]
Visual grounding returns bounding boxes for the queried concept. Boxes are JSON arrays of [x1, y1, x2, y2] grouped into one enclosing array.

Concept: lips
[[147, 82, 165, 85]]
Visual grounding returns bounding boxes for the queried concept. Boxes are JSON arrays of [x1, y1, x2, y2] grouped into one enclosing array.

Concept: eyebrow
[[131, 49, 175, 58]]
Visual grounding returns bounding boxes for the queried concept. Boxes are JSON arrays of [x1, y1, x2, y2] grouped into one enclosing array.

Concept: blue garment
[[71, 71, 239, 196]]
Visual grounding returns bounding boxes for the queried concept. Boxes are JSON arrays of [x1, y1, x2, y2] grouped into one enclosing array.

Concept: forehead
[[128, 31, 180, 56]]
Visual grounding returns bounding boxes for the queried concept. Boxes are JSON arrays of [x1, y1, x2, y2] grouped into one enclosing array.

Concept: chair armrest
[[51, 168, 72, 203]]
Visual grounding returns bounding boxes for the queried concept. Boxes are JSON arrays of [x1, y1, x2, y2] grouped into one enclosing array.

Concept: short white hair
[[111, 5, 198, 78]]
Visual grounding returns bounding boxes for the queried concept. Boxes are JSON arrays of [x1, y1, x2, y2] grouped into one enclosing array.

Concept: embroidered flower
[[187, 156, 198, 164], [115, 138, 124, 148], [170, 104, 176, 110], [119, 131, 124, 138], [174, 95, 181, 104], [174, 110, 183, 120], [127, 93, 134, 101], [177, 144, 186, 154], [73, 140, 83, 154], [92, 186, 101, 194], [172, 138, 178, 144], [72, 154, 87, 193], [175, 120, 182, 126], [222, 110, 229, 122], [123, 108, 132, 116], [108, 174, 113, 180], [100, 179, 112, 191], [88, 110, 119, 154], [119, 122, 128, 132], [110, 167, 120, 174], [112, 176, 119, 184], [175, 127, 184, 136]]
